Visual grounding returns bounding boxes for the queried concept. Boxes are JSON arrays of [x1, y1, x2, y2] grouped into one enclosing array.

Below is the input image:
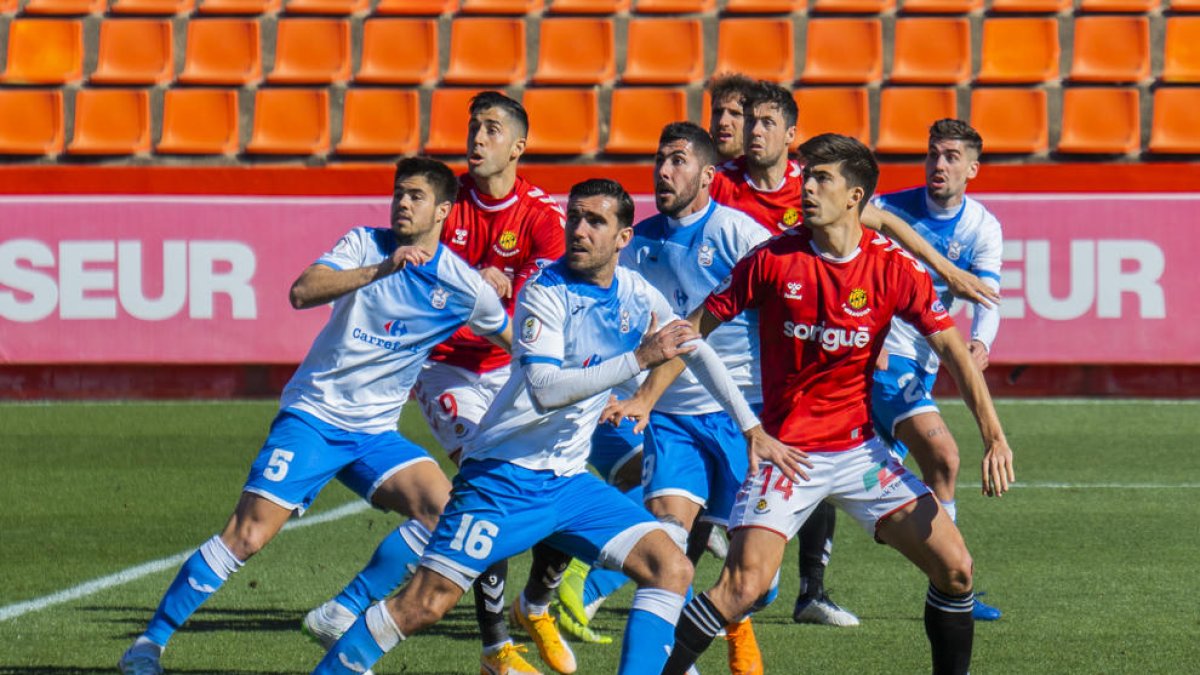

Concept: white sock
[[483, 639, 513, 655], [522, 592, 550, 617], [130, 636, 163, 656], [941, 499, 958, 523]]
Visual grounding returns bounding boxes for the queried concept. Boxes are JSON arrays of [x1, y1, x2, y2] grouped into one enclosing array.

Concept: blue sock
[[144, 535, 242, 646], [315, 603, 403, 674], [334, 520, 430, 615], [750, 569, 780, 613], [619, 588, 685, 675]]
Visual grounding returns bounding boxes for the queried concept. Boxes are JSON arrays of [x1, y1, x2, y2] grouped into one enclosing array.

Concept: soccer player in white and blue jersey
[[312, 178, 798, 675], [870, 119, 1005, 621], [118, 158, 511, 675]]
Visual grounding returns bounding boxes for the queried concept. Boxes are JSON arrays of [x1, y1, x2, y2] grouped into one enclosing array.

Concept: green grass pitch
[[1, 399, 1198, 674]]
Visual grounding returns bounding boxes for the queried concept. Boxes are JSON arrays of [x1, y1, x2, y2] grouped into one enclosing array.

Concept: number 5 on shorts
[[449, 514, 499, 560], [263, 448, 295, 482]]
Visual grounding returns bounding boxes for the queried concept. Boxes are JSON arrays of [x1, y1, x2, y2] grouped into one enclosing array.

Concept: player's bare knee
[[221, 525, 270, 560], [726, 565, 772, 613], [932, 551, 974, 596]]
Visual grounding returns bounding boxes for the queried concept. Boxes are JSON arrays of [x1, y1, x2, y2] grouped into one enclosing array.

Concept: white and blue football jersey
[[873, 188, 1003, 373], [463, 260, 676, 476], [280, 227, 508, 434], [621, 200, 770, 413]]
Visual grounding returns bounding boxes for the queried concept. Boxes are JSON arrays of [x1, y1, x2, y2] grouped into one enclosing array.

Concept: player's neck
[[810, 219, 863, 259], [471, 168, 518, 200], [668, 193, 712, 221], [571, 260, 617, 288], [394, 229, 441, 257], [926, 188, 965, 213], [746, 159, 787, 192]]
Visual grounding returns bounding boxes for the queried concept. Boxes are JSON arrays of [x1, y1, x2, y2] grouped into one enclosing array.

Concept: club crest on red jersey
[[843, 288, 871, 317], [492, 231, 520, 257], [782, 207, 801, 227]]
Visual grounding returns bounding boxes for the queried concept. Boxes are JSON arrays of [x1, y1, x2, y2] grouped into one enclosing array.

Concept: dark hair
[[929, 118, 983, 157], [708, 72, 756, 108], [797, 133, 880, 212], [568, 178, 635, 229], [658, 121, 719, 168], [469, 91, 529, 138], [744, 81, 798, 128], [393, 156, 458, 204]]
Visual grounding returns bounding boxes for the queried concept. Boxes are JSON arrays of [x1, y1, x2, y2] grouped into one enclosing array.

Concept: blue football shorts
[[243, 408, 434, 515], [871, 356, 941, 458], [420, 459, 662, 591], [589, 417, 644, 485]]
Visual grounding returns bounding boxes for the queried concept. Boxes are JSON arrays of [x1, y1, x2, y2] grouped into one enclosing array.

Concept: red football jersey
[[710, 156, 806, 234], [430, 174, 566, 373], [705, 227, 954, 452]]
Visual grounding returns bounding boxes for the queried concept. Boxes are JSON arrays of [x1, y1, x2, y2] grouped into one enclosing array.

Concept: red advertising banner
[[1, 194, 1197, 365]]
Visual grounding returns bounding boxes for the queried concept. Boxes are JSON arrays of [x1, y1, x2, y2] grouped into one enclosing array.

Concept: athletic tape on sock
[[365, 602, 405, 651], [198, 535, 242, 581], [631, 588, 686, 624]]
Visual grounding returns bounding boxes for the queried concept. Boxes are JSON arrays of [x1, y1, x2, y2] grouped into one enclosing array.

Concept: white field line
[[3, 398, 1198, 409], [960, 481, 1200, 489], [0, 500, 370, 623]]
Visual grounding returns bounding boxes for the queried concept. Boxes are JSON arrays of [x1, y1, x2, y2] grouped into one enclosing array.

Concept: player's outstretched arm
[[484, 323, 513, 352], [927, 327, 1015, 497], [862, 205, 998, 308], [288, 246, 432, 309]]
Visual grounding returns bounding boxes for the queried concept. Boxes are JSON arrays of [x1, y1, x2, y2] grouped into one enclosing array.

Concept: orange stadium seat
[[890, 18, 970, 85], [267, 19, 351, 84], [1057, 87, 1139, 154], [875, 87, 956, 154], [976, 18, 1059, 84], [605, 87, 687, 154], [179, 19, 262, 85], [1148, 88, 1200, 154], [424, 88, 484, 154], [523, 88, 600, 154], [1069, 17, 1150, 84], [800, 19, 882, 84], [336, 89, 421, 155], [715, 19, 794, 83], [22, 0, 102, 14], [156, 88, 239, 155], [622, 19, 704, 84], [810, 0, 894, 13], [532, 18, 615, 85], [246, 88, 330, 155], [109, 0, 194, 12], [724, 0, 807, 13], [285, 0, 369, 14], [196, 0, 281, 12], [67, 89, 151, 155], [90, 20, 174, 85], [989, 0, 1070, 11], [460, 0, 544, 12], [0, 90, 64, 155], [793, 87, 870, 146], [1162, 17, 1200, 83], [355, 19, 438, 84], [1079, 0, 1158, 10], [547, 0, 630, 12], [443, 18, 527, 85], [899, 0, 981, 12], [0, 0, 16, 10], [635, 0, 715, 12], [1170, 0, 1200, 9], [969, 87, 1047, 154], [374, 0, 458, 13], [0, 20, 83, 85]]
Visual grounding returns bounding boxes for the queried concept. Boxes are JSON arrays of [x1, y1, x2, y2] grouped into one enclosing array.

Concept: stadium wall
[[2, 163, 1198, 399]]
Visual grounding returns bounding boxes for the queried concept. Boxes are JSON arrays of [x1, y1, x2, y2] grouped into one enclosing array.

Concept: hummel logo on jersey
[[784, 281, 804, 300], [783, 321, 871, 352], [452, 228, 468, 246], [187, 577, 216, 594], [430, 286, 448, 309]]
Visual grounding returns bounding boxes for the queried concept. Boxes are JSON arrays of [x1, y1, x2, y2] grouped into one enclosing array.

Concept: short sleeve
[[514, 206, 566, 298], [705, 245, 764, 322], [894, 263, 956, 338], [316, 228, 369, 271], [514, 281, 567, 368]]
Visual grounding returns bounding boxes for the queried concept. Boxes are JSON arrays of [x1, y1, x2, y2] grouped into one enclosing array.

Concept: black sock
[[662, 593, 728, 675], [925, 584, 975, 675], [686, 521, 714, 565], [798, 500, 836, 597], [523, 543, 572, 608], [474, 559, 509, 649]]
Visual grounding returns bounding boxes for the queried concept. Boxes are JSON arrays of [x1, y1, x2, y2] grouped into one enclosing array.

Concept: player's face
[[801, 161, 863, 228], [744, 102, 796, 170], [564, 195, 631, 278], [709, 93, 745, 160], [925, 138, 979, 206], [654, 139, 713, 218], [391, 175, 449, 241], [467, 106, 525, 180]]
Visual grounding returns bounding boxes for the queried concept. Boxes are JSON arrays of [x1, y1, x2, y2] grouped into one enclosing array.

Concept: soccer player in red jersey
[[708, 73, 755, 162], [656, 134, 1015, 675]]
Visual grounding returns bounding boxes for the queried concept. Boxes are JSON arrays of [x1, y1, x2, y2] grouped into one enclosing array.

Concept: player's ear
[[700, 163, 716, 191], [614, 224, 634, 250], [434, 200, 453, 225], [784, 124, 796, 148], [511, 135, 526, 161], [847, 185, 865, 211], [966, 156, 980, 181]]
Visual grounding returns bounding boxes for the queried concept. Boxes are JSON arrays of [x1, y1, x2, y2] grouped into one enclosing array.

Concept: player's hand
[[967, 340, 990, 371], [876, 346, 890, 371], [634, 312, 699, 370], [981, 438, 1015, 497], [943, 267, 1000, 308], [601, 394, 654, 434], [745, 425, 812, 483], [381, 245, 433, 277], [478, 266, 513, 299]]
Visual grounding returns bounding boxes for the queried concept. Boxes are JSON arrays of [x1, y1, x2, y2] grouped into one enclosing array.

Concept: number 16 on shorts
[[448, 514, 499, 560]]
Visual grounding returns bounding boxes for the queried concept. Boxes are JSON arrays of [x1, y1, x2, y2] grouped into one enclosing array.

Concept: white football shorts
[[413, 361, 511, 457]]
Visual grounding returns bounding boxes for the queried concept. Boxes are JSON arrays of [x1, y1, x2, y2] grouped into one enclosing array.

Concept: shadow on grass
[[0, 669, 305, 675]]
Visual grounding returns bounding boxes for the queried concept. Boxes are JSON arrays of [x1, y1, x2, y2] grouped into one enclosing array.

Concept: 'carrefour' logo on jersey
[[843, 288, 870, 317], [492, 231, 520, 257], [781, 207, 800, 227], [697, 242, 715, 267], [383, 320, 407, 336], [783, 281, 803, 300], [619, 310, 631, 333], [583, 353, 603, 367], [430, 286, 449, 309]]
